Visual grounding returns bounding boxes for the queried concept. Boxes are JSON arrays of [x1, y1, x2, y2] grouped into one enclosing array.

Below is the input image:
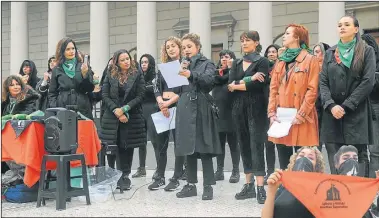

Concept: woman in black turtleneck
[[131, 54, 158, 178], [213, 50, 240, 183], [227, 30, 269, 204]]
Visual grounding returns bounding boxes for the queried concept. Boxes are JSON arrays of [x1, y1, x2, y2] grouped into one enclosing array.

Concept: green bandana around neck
[[337, 37, 356, 68], [279, 44, 311, 63], [62, 57, 77, 78]]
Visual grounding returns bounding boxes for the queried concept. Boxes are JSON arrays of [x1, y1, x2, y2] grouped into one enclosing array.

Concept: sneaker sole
[[164, 186, 180, 192], [149, 186, 165, 191], [235, 193, 256, 200], [176, 193, 197, 198]]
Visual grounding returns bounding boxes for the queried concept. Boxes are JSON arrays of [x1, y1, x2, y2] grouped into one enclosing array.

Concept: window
[[211, 44, 223, 66]]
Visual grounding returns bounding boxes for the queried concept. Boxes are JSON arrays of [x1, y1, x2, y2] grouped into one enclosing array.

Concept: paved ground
[[0, 143, 337, 217]]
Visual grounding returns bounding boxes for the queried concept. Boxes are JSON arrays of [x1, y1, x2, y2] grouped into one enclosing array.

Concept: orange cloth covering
[[2, 121, 101, 187], [281, 171, 379, 218]]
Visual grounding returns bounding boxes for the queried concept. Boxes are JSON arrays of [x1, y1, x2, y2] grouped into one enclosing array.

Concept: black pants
[[216, 132, 240, 171], [265, 140, 276, 174], [153, 129, 185, 179], [137, 147, 146, 168], [325, 143, 368, 175], [276, 144, 301, 170], [107, 147, 135, 175], [187, 153, 215, 186]]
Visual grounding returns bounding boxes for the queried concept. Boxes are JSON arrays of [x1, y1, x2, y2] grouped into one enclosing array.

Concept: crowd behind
[[1, 15, 379, 217]]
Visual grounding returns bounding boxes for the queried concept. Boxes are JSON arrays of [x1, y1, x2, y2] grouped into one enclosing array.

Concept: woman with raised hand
[[319, 16, 376, 176], [48, 37, 95, 119]]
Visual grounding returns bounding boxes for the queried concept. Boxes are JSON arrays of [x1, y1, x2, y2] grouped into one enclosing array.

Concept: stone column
[[249, 2, 272, 53], [48, 2, 66, 58], [90, 2, 109, 77], [189, 2, 211, 58], [319, 2, 345, 45], [10, 2, 28, 75], [137, 2, 157, 61]]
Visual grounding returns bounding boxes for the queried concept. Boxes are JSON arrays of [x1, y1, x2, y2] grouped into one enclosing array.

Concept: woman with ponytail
[[227, 30, 270, 204], [267, 24, 320, 170], [319, 16, 376, 176]]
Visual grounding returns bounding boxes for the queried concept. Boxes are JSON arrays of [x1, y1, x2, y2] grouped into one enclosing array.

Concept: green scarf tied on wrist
[[279, 44, 312, 63], [62, 57, 77, 78], [337, 37, 356, 68]]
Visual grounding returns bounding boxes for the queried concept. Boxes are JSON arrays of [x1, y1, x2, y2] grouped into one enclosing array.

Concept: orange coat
[[267, 50, 320, 146]]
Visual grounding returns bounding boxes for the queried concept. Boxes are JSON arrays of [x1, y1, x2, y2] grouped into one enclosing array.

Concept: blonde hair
[[181, 33, 202, 51], [160, 36, 182, 63], [287, 146, 325, 173]]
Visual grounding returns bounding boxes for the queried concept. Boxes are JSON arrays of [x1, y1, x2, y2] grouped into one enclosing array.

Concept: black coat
[[1, 87, 40, 115], [100, 71, 146, 148], [175, 55, 222, 157], [320, 45, 376, 144], [48, 63, 95, 119], [35, 77, 50, 111], [212, 68, 234, 132]]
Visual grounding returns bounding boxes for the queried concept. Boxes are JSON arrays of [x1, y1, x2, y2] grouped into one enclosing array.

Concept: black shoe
[[214, 168, 224, 181], [229, 170, 240, 183], [202, 185, 213, 200], [164, 178, 180, 191], [257, 186, 267, 204], [235, 183, 256, 200], [148, 178, 165, 190], [179, 170, 187, 180], [117, 174, 131, 191], [132, 167, 146, 178], [176, 184, 197, 198]]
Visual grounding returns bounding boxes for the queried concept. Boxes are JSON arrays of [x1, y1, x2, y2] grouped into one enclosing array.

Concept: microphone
[[181, 57, 191, 70]]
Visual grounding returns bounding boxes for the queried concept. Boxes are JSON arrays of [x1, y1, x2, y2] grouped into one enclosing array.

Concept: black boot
[[176, 183, 197, 198], [229, 169, 240, 183], [132, 167, 146, 178], [257, 186, 266, 204], [117, 173, 131, 191], [202, 185, 213, 200], [214, 167, 224, 181], [235, 183, 256, 200]]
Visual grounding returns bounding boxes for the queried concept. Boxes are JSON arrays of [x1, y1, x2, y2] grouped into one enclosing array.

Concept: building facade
[[1, 1, 379, 80]]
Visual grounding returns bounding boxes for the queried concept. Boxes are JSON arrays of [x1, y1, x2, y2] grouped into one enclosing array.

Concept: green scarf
[[279, 44, 312, 63], [337, 37, 356, 68], [269, 60, 276, 68], [62, 57, 77, 78]]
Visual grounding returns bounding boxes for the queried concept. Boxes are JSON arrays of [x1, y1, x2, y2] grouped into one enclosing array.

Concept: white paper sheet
[[267, 107, 298, 138], [151, 107, 177, 134], [157, 60, 189, 88]]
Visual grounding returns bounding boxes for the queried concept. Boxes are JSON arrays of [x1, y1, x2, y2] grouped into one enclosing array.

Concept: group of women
[[1, 15, 378, 211]]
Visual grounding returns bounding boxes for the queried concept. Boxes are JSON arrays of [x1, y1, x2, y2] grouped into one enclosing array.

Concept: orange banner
[[281, 171, 379, 218]]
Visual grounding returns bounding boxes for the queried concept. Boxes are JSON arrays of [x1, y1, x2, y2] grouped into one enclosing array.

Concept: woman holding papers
[[227, 30, 270, 204], [212, 49, 241, 183], [267, 24, 320, 170], [148, 36, 186, 191], [100, 49, 146, 191], [319, 16, 376, 176], [175, 33, 221, 200]]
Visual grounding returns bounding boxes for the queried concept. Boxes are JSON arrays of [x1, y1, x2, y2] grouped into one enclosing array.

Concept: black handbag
[[198, 90, 220, 119]]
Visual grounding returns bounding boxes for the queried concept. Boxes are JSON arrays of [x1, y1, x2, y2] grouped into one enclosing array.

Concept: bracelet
[[243, 76, 251, 83], [122, 105, 130, 113]]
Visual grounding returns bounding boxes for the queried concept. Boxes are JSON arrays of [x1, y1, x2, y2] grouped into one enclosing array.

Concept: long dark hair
[[342, 15, 366, 74], [264, 44, 281, 58], [240, 30, 262, 53], [139, 54, 156, 82], [55, 37, 80, 67], [2, 75, 27, 102], [18, 60, 38, 88], [47, 55, 56, 72], [110, 49, 137, 83]]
